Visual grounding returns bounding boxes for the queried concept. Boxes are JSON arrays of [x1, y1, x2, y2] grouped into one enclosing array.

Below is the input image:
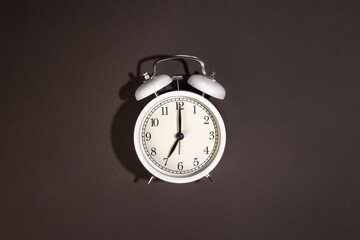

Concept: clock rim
[[133, 90, 226, 184]]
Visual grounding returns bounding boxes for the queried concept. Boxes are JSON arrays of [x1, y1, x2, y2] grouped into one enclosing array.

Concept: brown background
[[1, 1, 359, 240]]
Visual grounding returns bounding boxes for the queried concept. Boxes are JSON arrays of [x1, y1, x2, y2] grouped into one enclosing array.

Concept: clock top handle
[[151, 55, 207, 77]]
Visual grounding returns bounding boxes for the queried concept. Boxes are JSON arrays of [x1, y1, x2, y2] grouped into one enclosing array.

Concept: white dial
[[134, 91, 226, 183]]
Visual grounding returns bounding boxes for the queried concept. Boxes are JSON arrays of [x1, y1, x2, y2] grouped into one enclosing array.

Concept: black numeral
[[145, 132, 151, 141], [209, 131, 215, 140], [151, 118, 159, 127], [204, 116, 209, 124], [193, 158, 199, 166], [151, 147, 156, 156], [177, 162, 183, 170], [193, 105, 196, 114], [163, 158, 168, 166], [204, 146, 209, 154], [176, 102, 184, 110], [161, 107, 168, 115]]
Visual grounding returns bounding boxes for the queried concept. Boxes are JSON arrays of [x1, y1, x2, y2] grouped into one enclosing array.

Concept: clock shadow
[[111, 55, 198, 183]]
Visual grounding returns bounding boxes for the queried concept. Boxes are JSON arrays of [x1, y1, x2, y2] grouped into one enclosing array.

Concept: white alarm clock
[[133, 55, 226, 184]]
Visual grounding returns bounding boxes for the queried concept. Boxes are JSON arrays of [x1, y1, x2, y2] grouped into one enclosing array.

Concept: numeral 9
[[145, 132, 151, 141]]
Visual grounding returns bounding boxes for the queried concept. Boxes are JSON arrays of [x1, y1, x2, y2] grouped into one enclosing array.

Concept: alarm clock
[[133, 55, 226, 184]]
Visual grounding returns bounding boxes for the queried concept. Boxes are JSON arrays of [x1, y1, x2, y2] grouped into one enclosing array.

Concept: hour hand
[[167, 139, 179, 158]]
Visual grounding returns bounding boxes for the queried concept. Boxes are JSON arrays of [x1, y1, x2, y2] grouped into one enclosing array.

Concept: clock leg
[[148, 175, 156, 184], [206, 174, 214, 183]]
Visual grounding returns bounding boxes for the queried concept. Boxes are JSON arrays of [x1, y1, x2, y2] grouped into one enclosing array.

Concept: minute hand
[[178, 105, 182, 133]]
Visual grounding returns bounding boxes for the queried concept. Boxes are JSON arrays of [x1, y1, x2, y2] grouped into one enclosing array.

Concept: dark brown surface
[[1, 1, 359, 239]]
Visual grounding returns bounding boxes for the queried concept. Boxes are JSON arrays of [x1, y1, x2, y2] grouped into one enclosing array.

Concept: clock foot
[[148, 175, 156, 184], [206, 174, 214, 183]]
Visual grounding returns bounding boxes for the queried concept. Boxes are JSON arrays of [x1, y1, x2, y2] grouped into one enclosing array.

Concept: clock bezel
[[133, 90, 226, 183]]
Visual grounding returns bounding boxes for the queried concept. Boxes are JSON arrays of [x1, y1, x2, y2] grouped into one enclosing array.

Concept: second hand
[[178, 103, 182, 155]]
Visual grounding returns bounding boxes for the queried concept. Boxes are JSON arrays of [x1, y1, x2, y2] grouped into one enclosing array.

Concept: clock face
[[134, 91, 225, 183]]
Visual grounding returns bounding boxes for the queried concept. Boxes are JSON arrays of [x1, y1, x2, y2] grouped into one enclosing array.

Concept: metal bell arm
[[151, 55, 207, 78]]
